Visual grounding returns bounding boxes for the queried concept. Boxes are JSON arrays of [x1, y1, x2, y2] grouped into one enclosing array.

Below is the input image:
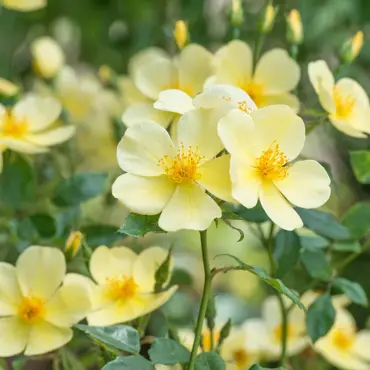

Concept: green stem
[[253, 34, 264, 70], [138, 314, 151, 337], [187, 230, 212, 370]]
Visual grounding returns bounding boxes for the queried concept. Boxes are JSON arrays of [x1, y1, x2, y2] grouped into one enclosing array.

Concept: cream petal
[[348, 107, 370, 134], [2, 0, 46, 11], [262, 295, 284, 329], [254, 49, 300, 94], [260, 182, 303, 231], [261, 93, 300, 113], [122, 102, 175, 129], [217, 109, 255, 158], [353, 330, 370, 361], [159, 183, 221, 232], [13, 95, 62, 132], [329, 116, 367, 138], [89, 245, 137, 284], [44, 279, 91, 327], [134, 57, 178, 100], [154, 89, 194, 115], [275, 160, 331, 209], [243, 318, 270, 352], [25, 126, 76, 147], [335, 78, 369, 107], [117, 76, 147, 105], [128, 47, 169, 77], [112, 174, 175, 215], [178, 44, 213, 96], [117, 121, 175, 176], [133, 247, 172, 293], [0, 137, 48, 154], [0, 317, 29, 357], [24, 321, 72, 356], [230, 157, 261, 208], [197, 155, 234, 203], [0, 263, 22, 315], [251, 105, 305, 160], [16, 246, 66, 300], [213, 40, 253, 87], [177, 108, 223, 160]]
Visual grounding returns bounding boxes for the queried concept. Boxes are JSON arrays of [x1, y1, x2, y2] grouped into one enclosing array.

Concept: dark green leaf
[[350, 151, 370, 184], [233, 203, 269, 223], [148, 311, 168, 338], [333, 278, 368, 307], [274, 230, 301, 278], [306, 293, 336, 343], [218, 319, 232, 348], [170, 268, 193, 286], [249, 366, 284, 370], [52, 172, 108, 207], [300, 235, 329, 249], [148, 338, 190, 365], [216, 255, 305, 310], [30, 214, 57, 239], [206, 294, 216, 331], [300, 247, 332, 281], [75, 324, 140, 354], [0, 151, 36, 208], [342, 202, 370, 239], [118, 213, 164, 237], [332, 241, 361, 253], [155, 248, 172, 292], [296, 208, 350, 240], [195, 352, 226, 370], [102, 356, 153, 370], [81, 225, 124, 248]]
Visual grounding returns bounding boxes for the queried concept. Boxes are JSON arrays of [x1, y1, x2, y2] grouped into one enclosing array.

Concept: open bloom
[[301, 290, 350, 310], [0, 246, 91, 357], [1, 0, 46, 11], [86, 246, 177, 326], [218, 105, 331, 230], [112, 108, 233, 231], [122, 44, 213, 128], [315, 308, 370, 370], [208, 40, 300, 111], [308, 60, 370, 138]]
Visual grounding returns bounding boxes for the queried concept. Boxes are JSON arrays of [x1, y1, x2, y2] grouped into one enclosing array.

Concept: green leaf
[[342, 202, 370, 239], [81, 225, 124, 248], [217, 255, 305, 310], [332, 241, 361, 253], [300, 235, 329, 249], [148, 338, 190, 365], [52, 172, 108, 207], [300, 247, 332, 282], [274, 230, 301, 278], [155, 248, 172, 292], [333, 278, 368, 307], [118, 213, 164, 237], [102, 356, 153, 370], [296, 208, 350, 240], [195, 352, 226, 370], [30, 214, 57, 239], [233, 203, 269, 223], [306, 293, 336, 343], [249, 366, 284, 370], [170, 268, 193, 286], [0, 152, 36, 208], [218, 319, 232, 348], [350, 150, 370, 184], [75, 324, 140, 354]]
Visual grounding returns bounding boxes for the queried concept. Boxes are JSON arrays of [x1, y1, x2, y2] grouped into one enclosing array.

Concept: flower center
[[333, 87, 356, 119], [243, 82, 264, 107], [255, 141, 289, 181], [332, 329, 355, 351], [201, 329, 220, 352], [18, 296, 45, 322], [158, 144, 203, 184], [1, 112, 29, 138], [273, 323, 296, 342], [233, 349, 249, 368], [237, 100, 254, 114], [105, 275, 138, 301]]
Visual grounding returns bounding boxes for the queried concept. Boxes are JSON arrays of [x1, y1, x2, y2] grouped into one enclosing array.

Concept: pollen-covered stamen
[[1, 111, 29, 138], [333, 87, 356, 119], [18, 296, 45, 322], [158, 143, 204, 184], [237, 100, 254, 114], [105, 275, 138, 301], [255, 141, 290, 181]]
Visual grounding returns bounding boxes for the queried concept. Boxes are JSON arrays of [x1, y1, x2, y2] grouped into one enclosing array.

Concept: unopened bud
[[341, 31, 364, 63], [65, 231, 83, 259], [173, 20, 188, 50], [260, 2, 278, 34], [286, 9, 303, 45], [230, 0, 244, 27], [0, 78, 19, 97]]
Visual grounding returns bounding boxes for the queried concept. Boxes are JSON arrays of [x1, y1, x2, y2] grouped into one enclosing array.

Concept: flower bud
[[230, 0, 244, 27], [65, 231, 83, 259], [2, 0, 46, 11], [260, 2, 278, 34], [0, 78, 19, 97], [31, 36, 65, 79], [286, 9, 303, 45], [173, 20, 188, 50], [341, 31, 364, 63]]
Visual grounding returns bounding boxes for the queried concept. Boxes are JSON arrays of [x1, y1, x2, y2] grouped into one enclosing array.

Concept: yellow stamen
[[158, 143, 204, 184], [237, 100, 254, 114], [105, 275, 138, 301], [1, 112, 29, 138], [332, 329, 355, 351], [201, 329, 220, 352], [255, 141, 290, 181], [233, 349, 249, 368], [18, 296, 45, 322], [333, 87, 356, 119]]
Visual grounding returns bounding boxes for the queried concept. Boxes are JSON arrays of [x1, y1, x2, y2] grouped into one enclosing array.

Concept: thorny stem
[[187, 230, 212, 370]]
